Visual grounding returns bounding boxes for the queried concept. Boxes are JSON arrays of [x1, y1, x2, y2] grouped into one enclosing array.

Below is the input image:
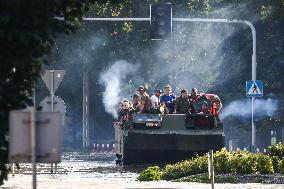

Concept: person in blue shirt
[[160, 85, 175, 114]]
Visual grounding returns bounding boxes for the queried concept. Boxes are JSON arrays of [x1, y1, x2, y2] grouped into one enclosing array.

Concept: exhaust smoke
[[220, 98, 278, 120], [99, 60, 139, 119]]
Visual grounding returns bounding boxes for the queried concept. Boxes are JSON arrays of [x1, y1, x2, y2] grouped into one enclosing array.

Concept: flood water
[[2, 152, 284, 189]]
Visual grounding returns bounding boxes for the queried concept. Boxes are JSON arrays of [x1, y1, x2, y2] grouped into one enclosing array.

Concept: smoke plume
[[99, 60, 139, 118], [220, 98, 278, 120]]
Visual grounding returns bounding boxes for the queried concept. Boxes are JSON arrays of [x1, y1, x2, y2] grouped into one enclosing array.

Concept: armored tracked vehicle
[[114, 93, 224, 164]]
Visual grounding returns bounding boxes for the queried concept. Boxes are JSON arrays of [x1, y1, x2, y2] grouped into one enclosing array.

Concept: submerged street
[[1, 0, 284, 188], [2, 153, 284, 189]]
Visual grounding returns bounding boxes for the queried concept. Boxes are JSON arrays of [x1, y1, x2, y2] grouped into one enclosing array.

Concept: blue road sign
[[246, 80, 263, 97]]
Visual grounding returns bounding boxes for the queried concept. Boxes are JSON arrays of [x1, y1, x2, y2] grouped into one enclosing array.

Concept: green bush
[[138, 149, 279, 181], [214, 148, 232, 173], [189, 155, 208, 175], [271, 156, 280, 173], [137, 166, 161, 181], [231, 151, 257, 174], [161, 155, 207, 180], [268, 143, 284, 157], [255, 154, 274, 174], [279, 158, 284, 174]]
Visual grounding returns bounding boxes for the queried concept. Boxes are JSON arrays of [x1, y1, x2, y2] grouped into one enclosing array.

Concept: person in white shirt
[[150, 89, 162, 107]]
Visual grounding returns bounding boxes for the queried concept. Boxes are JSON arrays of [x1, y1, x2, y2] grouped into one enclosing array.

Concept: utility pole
[[83, 71, 90, 153], [30, 107, 37, 189]]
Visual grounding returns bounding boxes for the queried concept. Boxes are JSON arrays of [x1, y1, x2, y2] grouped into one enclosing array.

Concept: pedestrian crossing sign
[[246, 80, 263, 97]]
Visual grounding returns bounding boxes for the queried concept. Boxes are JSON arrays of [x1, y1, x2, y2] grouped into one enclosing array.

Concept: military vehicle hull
[[117, 114, 225, 165], [123, 130, 224, 164]]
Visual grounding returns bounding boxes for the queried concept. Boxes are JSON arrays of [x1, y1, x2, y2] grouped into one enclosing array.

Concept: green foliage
[[161, 155, 207, 180], [231, 151, 257, 174], [255, 154, 274, 174], [271, 156, 281, 173], [276, 0, 284, 16], [137, 166, 161, 181], [268, 143, 284, 157], [214, 148, 232, 173], [279, 158, 284, 174], [0, 0, 117, 185], [142, 149, 278, 181]]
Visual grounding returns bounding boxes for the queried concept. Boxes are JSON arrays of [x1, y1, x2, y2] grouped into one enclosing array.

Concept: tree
[[0, 0, 118, 185]]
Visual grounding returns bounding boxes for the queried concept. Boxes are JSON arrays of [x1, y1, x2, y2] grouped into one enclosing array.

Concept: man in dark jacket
[[189, 88, 201, 113], [173, 89, 190, 114], [137, 86, 152, 114]]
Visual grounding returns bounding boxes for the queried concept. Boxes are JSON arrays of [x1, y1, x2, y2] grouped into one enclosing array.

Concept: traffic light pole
[[61, 16, 257, 148], [173, 18, 257, 149]]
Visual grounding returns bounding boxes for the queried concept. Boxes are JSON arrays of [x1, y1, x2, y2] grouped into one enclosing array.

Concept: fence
[[93, 143, 115, 153]]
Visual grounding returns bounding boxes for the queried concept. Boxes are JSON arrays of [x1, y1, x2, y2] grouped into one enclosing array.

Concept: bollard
[[51, 163, 53, 174], [55, 163, 57, 172], [93, 143, 116, 153], [208, 150, 215, 189], [12, 163, 15, 176], [97, 144, 101, 152], [96, 144, 99, 152], [112, 144, 115, 153], [264, 149, 267, 153], [236, 148, 240, 151], [10, 163, 15, 176]]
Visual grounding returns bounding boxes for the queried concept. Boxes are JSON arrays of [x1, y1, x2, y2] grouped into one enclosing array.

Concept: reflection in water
[[2, 152, 284, 189]]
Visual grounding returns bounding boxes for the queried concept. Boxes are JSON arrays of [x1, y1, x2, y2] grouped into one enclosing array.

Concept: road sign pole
[[83, 72, 90, 153], [50, 70, 54, 173], [252, 98, 256, 148], [83, 72, 85, 152], [50, 70, 54, 112], [30, 107, 37, 189], [251, 23, 257, 148]]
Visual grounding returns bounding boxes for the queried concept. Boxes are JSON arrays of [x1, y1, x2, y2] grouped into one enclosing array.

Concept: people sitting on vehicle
[[206, 94, 223, 127], [189, 88, 200, 102], [150, 89, 162, 107], [206, 94, 222, 115], [173, 89, 190, 114], [197, 95, 212, 114], [117, 100, 134, 129], [160, 85, 175, 114], [189, 87, 201, 113], [132, 93, 140, 112], [118, 100, 132, 121], [137, 86, 152, 114]]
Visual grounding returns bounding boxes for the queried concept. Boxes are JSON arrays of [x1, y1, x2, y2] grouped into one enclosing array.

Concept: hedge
[[138, 144, 284, 181]]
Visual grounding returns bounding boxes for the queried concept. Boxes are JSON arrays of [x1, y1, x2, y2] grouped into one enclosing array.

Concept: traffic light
[[150, 3, 172, 40]]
